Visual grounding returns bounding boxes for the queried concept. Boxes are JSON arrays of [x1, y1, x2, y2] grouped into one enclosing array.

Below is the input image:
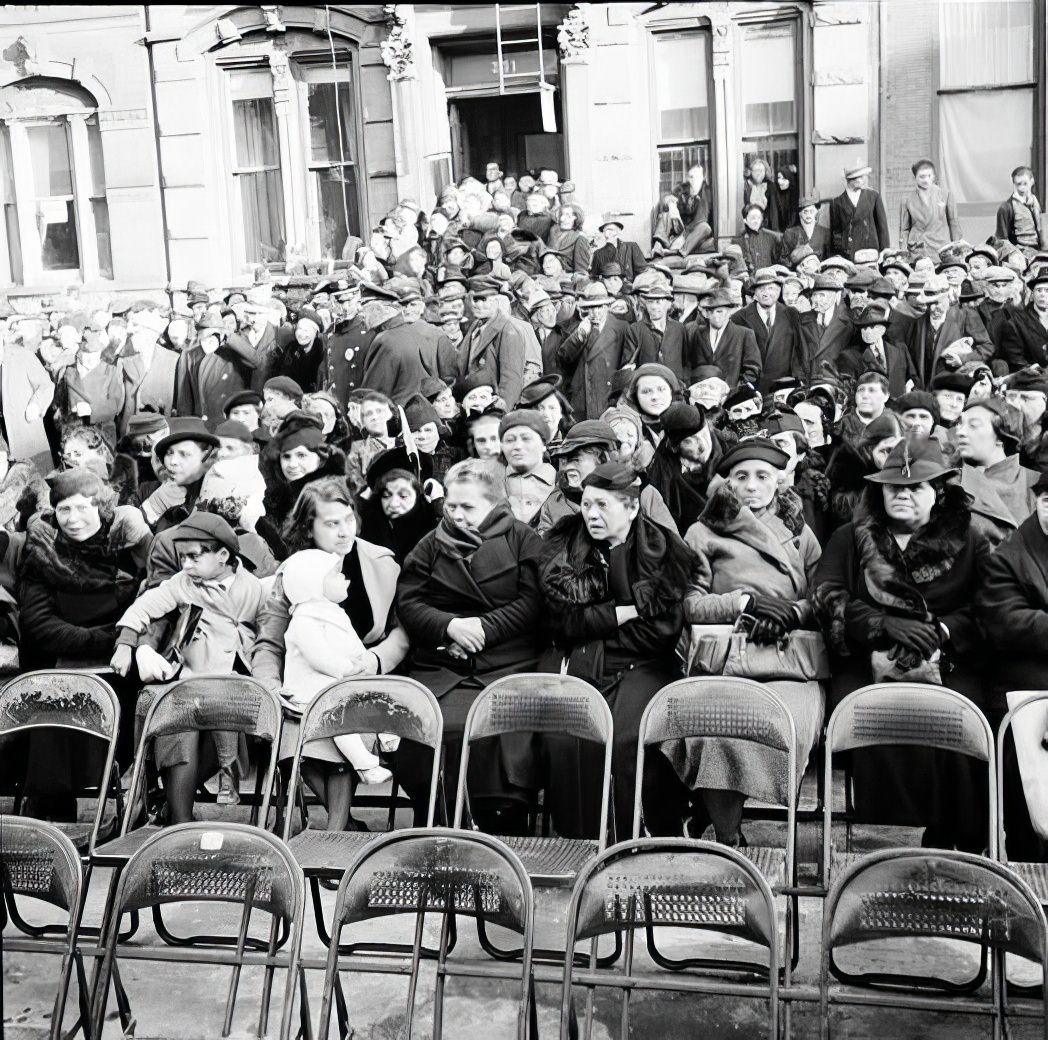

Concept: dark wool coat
[[322, 315, 373, 406], [685, 321, 763, 388], [62, 361, 125, 446], [829, 187, 890, 257], [117, 344, 179, 434], [781, 221, 830, 262], [996, 303, 1048, 371], [267, 327, 327, 395], [457, 310, 527, 410], [557, 314, 629, 419], [736, 227, 783, 275], [902, 307, 994, 387], [624, 318, 689, 381], [834, 338, 916, 397], [546, 228, 592, 274], [730, 301, 809, 391], [362, 315, 447, 406], [799, 304, 856, 375], [174, 344, 252, 429], [813, 485, 992, 848], [589, 241, 649, 282]]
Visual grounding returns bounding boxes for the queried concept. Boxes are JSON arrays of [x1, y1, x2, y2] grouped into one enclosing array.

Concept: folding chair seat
[[822, 683, 998, 892], [313, 828, 535, 1040], [281, 675, 443, 950], [633, 677, 799, 979], [559, 837, 781, 1040], [88, 822, 306, 1040], [1, 816, 89, 1040], [91, 676, 283, 949], [820, 848, 1048, 1040]]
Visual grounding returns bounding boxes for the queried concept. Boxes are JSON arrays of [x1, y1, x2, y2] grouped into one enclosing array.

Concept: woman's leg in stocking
[[164, 736, 202, 824], [324, 767, 355, 832], [700, 789, 747, 846]]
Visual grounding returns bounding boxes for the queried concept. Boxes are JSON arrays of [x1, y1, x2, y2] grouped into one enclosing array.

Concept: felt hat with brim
[[969, 244, 999, 265], [936, 255, 968, 274], [126, 413, 168, 438], [359, 282, 400, 303], [880, 256, 912, 277], [599, 215, 625, 232], [223, 390, 264, 416], [865, 439, 957, 485], [821, 256, 856, 274], [549, 419, 618, 456], [1027, 270, 1048, 290], [517, 374, 563, 408], [916, 277, 951, 303], [468, 275, 503, 298], [701, 288, 736, 309], [844, 162, 872, 180], [716, 439, 790, 477], [196, 313, 227, 335], [981, 265, 1017, 285], [958, 279, 984, 302], [453, 369, 498, 401], [797, 193, 821, 210], [854, 249, 880, 266], [365, 445, 433, 489], [172, 511, 240, 557], [868, 276, 897, 298], [751, 268, 781, 288], [806, 273, 841, 294], [846, 268, 878, 291], [582, 461, 642, 497], [790, 244, 816, 268], [154, 417, 220, 460], [264, 376, 304, 402], [577, 285, 615, 308], [524, 290, 554, 315], [215, 419, 254, 444], [639, 284, 674, 300], [1007, 367, 1048, 395], [420, 376, 454, 401], [676, 273, 716, 297], [853, 302, 892, 327]]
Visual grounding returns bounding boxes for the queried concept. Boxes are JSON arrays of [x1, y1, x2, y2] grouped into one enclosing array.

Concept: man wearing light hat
[[902, 272, 993, 386], [829, 160, 890, 259], [729, 268, 807, 392], [800, 271, 853, 373], [998, 269, 1048, 371], [229, 286, 279, 393], [557, 282, 629, 419]]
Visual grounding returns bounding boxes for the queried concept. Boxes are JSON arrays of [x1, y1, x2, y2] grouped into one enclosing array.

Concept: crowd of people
[[3, 152, 1048, 857]]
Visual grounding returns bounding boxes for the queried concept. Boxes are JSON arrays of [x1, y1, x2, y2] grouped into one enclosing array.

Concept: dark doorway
[[449, 92, 564, 181]]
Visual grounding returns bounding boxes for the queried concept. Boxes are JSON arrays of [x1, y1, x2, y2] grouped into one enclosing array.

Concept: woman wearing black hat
[[540, 461, 697, 837], [814, 439, 992, 850], [140, 417, 220, 533], [647, 440, 826, 845], [358, 445, 439, 566], [257, 410, 348, 558]]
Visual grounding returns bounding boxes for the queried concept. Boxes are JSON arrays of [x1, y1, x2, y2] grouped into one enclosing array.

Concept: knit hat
[[660, 403, 707, 445], [895, 391, 940, 425], [264, 376, 304, 403], [271, 410, 325, 454], [215, 419, 254, 444], [600, 406, 642, 444], [716, 439, 790, 476], [498, 409, 549, 443], [171, 510, 240, 557], [282, 549, 343, 608]]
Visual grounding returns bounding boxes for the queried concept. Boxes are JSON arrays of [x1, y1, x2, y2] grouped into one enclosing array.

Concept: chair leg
[[62, 949, 91, 1040], [221, 876, 256, 1037], [110, 961, 133, 1034], [333, 973, 351, 1040], [296, 967, 314, 1040], [256, 916, 281, 1040]]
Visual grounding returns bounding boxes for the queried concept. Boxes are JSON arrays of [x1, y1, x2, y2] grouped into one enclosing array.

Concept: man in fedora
[[690, 288, 762, 388], [589, 215, 648, 282], [836, 301, 916, 398], [781, 193, 829, 262], [730, 268, 808, 392], [557, 282, 628, 418], [998, 269, 1048, 371], [799, 271, 855, 373], [624, 283, 688, 380], [829, 161, 890, 259], [902, 274, 993, 386], [457, 275, 527, 410]]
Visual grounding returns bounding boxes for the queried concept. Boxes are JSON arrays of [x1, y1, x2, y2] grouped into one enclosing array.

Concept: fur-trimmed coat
[[257, 449, 348, 560]]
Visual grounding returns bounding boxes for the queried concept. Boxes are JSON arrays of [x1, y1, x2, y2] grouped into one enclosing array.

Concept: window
[[739, 22, 799, 192], [653, 32, 712, 199], [229, 69, 286, 265], [0, 79, 113, 286], [938, 0, 1037, 234], [303, 62, 360, 261]]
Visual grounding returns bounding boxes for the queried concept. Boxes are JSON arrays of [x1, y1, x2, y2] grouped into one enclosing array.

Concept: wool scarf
[[434, 500, 515, 560]]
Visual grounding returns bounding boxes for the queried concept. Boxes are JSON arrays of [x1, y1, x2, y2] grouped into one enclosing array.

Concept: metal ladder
[[494, 3, 547, 95]]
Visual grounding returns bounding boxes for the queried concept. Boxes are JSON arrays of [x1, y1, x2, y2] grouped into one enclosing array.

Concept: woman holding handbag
[[647, 439, 825, 845], [813, 438, 992, 850]]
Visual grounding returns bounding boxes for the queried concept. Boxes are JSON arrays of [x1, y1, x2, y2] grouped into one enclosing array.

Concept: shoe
[[345, 816, 370, 833], [216, 766, 240, 805], [357, 765, 392, 785]]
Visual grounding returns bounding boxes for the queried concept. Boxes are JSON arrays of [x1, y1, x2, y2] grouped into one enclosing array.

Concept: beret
[[264, 376, 305, 402], [215, 419, 254, 444], [498, 409, 549, 443], [223, 390, 264, 415], [716, 439, 791, 477]]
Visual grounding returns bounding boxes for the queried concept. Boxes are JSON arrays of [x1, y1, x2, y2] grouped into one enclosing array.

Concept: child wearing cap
[[280, 549, 396, 793], [110, 511, 264, 815]]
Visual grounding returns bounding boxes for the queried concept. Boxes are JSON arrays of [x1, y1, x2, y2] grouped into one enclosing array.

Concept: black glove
[[880, 615, 940, 659], [749, 595, 800, 631], [749, 616, 788, 646]]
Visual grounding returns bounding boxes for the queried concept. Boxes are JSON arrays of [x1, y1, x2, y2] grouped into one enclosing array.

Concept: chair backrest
[[0, 670, 121, 856], [560, 838, 779, 1040], [822, 684, 998, 877], [823, 849, 1048, 991], [454, 673, 614, 842], [996, 690, 1048, 863], [284, 676, 444, 836], [0, 814, 83, 916], [124, 677, 284, 835], [633, 677, 797, 842]]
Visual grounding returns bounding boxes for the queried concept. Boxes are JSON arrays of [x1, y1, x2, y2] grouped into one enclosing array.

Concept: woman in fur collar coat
[[813, 439, 991, 851], [541, 462, 696, 838]]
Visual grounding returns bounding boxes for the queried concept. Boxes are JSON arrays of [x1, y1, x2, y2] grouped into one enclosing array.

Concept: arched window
[[0, 77, 112, 286]]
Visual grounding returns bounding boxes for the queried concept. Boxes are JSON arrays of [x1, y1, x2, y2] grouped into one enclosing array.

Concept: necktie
[[871, 345, 884, 368], [763, 308, 773, 330], [710, 329, 719, 353]]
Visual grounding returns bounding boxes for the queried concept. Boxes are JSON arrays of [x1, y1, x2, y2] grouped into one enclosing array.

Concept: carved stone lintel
[[2, 36, 40, 78], [557, 5, 591, 60], [380, 4, 416, 83]]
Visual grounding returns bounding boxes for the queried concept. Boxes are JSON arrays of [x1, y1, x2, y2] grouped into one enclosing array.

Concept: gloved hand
[[749, 617, 788, 646], [880, 615, 940, 659], [749, 595, 801, 631]]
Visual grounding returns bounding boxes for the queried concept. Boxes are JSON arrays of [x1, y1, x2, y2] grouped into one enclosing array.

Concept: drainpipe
[[142, 4, 175, 303]]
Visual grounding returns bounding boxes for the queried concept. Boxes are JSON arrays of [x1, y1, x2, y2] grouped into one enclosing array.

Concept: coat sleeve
[[362, 335, 398, 399], [682, 526, 748, 623], [19, 578, 115, 657], [738, 325, 763, 386], [395, 538, 458, 647], [223, 332, 261, 369], [251, 575, 292, 690], [945, 191, 962, 243], [874, 193, 890, 251], [115, 577, 187, 640], [476, 531, 545, 645], [977, 544, 1048, 652], [996, 200, 1015, 243], [572, 236, 592, 276], [495, 325, 526, 409], [622, 323, 642, 368], [173, 351, 194, 418], [964, 310, 994, 363], [996, 310, 1031, 371], [556, 325, 587, 374], [630, 242, 649, 276], [829, 199, 845, 255], [899, 197, 912, 244], [812, 525, 888, 651]]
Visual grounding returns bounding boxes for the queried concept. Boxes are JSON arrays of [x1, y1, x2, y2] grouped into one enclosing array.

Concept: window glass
[[308, 79, 355, 163], [655, 34, 709, 143], [741, 24, 797, 136], [233, 97, 280, 170], [28, 123, 73, 197], [658, 143, 711, 200], [940, 0, 1033, 88]]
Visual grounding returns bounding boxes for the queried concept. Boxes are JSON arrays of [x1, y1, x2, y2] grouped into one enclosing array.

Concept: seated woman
[[814, 439, 991, 851], [17, 468, 150, 818], [541, 462, 695, 837], [395, 459, 545, 830], [650, 440, 825, 845], [253, 477, 408, 830], [358, 448, 439, 566]]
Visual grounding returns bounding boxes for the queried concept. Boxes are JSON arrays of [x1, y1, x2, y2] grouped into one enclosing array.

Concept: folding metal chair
[[282, 675, 443, 952], [0, 670, 121, 938], [454, 673, 614, 963], [314, 828, 535, 1040], [559, 837, 780, 1040], [88, 822, 306, 1040], [633, 677, 799, 991], [0, 816, 91, 1040], [822, 684, 998, 889], [820, 848, 1048, 1040], [91, 676, 283, 949]]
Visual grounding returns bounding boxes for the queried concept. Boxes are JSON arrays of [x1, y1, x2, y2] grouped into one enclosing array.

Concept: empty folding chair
[[1, 816, 90, 1040], [454, 672, 614, 962], [282, 675, 443, 951], [91, 676, 283, 948], [315, 828, 535, 1040], [89, 822, 306, 1040], [820, 848, 1048, 1040], [559, 837, 780, 1040], [633, 677, 800, 981], [822, 684, 997, 890]]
